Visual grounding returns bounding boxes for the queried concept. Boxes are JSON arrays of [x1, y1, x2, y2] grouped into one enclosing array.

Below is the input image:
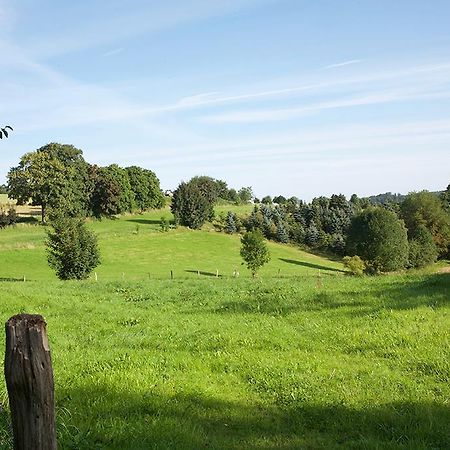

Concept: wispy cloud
[[323, 59, 363, 70], [23, 0, 276, 59], [200, 88, 450, 124], [102, 47, 124, 57]]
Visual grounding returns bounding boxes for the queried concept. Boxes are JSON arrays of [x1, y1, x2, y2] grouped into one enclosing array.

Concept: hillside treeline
[[222, 188, 450, 273], [6, 143, 164, 221]]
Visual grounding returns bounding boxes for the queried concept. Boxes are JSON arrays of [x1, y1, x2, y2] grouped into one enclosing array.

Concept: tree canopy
[[240, 229, 270, 277], [346, 208, 409, 272]]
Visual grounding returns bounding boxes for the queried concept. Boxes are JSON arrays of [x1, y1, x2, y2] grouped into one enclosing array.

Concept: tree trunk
[[4, 314, 57, 450]]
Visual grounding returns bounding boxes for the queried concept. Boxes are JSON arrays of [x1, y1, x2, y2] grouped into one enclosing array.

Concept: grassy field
[[0, 209, 343, 281], [0, 212, 449, 449]]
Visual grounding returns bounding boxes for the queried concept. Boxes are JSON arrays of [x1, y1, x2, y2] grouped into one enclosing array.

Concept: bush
[[46, 216, 100, 280], [0, 205, 17, 228], [342, 255, 365, 276]]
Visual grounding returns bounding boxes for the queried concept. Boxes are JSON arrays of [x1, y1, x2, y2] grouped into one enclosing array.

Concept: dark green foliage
[[89, 165, 123, 217], [46, 217, 100, 280], [214, 179, 229, 200], [273, 195, 286, 205], [305, 223, 319, 247], [0, 184, 7, 194], [171, 180, 212, 229], [408, 225, 438, 268], [0, 205, 17, 228], [347, 208, 409, 273], [240, 229, 270, 277], [126, 166, 164, 212], [104, 164, 135, 213], [225, 211, 237, 234], [261, 195, 272, 205], [400, 191, 450, 257]]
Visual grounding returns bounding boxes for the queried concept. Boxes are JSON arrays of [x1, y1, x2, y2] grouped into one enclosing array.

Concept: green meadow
[[0, 210, 449, 448]]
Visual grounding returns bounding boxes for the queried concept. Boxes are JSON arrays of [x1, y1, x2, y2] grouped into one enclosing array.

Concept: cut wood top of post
[[6, 314, 46, 328]]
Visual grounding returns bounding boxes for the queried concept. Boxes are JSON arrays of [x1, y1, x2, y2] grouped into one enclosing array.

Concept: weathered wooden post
[[4, 314, 57, 450]]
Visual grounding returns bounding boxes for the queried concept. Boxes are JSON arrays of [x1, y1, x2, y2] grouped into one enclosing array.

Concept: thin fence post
[[4, 314, 57, 450], [170, 270, 173, 280]]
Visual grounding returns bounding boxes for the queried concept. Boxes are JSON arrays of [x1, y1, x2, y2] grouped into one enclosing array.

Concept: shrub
[[0, 205, 17, 228], [46, 216, 100, 280], [342, 255, 365, 276]]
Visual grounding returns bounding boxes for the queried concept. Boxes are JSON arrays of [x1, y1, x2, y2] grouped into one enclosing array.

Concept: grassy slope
[[0, 211, 449, 448], [0, 209, 343, 281]]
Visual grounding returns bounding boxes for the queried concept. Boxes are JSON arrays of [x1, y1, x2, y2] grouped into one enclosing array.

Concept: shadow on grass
[[0, 277, 25, 282], [214, 274, 449, 317], [17, 216, 39, 224], [126, 218, 162, 226], [36, 385, 450, 449], [185, 270, 223, 278], [279, 258, 346, 273]]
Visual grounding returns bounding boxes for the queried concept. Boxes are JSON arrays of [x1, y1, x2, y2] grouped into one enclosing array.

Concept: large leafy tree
[[126, 166, 164, 212], [346, 207, 409, 272], [7, 143, 90, 222], [88, 165, 123, 217], [400, 191, 450, 257], [105, 164, 135, 213]]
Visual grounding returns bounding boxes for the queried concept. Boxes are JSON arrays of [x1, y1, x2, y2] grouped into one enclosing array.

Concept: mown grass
[[0, 211, 449, 448]]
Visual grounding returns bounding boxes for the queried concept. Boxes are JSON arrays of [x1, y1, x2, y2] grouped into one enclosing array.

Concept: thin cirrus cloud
[[323, 59, 363, 70], [199, 88, 450, 124], [21, 0, 277, 59]]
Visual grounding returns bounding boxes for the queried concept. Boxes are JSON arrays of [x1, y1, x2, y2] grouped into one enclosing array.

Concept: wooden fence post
[[4, 314, 57, 450]]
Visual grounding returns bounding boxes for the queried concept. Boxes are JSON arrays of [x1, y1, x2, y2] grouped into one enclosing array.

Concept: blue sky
[[1, 0, 449, 200]]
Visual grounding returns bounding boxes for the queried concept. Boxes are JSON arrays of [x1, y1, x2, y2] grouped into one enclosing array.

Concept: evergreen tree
[[276, 221, 289, 243], [225, 211, 237, 234]]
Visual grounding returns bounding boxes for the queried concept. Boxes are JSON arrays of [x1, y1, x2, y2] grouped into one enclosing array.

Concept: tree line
[[171, 176, 450, 274], [6, 143, 165, 222], [4, 142, 166, 280]]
